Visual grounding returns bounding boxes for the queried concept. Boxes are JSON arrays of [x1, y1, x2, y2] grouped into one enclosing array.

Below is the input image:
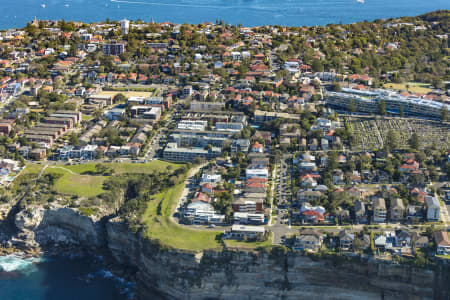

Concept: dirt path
[[38, 164, 49, 178]]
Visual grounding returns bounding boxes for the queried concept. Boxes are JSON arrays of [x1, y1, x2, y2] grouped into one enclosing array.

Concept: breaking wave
[[0, 254, 43, 274]]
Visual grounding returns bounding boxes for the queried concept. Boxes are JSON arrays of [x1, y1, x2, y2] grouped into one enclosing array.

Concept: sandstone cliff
[[12, 204, 104, 250], [106, 219, 448, 300], [3, 206, 449, 300]]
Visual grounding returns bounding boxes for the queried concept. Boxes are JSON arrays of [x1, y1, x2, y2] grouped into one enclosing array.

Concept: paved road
[[171, 163, 207, 223], [439, 198, 450, 227]]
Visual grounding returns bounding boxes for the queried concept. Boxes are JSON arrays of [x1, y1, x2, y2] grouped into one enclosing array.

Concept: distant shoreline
[[1, 0, 449, 29]]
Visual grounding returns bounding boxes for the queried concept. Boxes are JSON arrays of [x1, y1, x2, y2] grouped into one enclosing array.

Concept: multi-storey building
[[325, 88, 450, 119]]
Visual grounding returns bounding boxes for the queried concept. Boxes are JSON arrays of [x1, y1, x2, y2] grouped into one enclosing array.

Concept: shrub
[[79, 206, 94, 216]]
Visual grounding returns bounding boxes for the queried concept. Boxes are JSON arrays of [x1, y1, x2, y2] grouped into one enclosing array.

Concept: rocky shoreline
[[0, 246, 40, 257]]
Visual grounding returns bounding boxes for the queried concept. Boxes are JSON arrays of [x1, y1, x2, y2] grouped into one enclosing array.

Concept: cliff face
[[12, 204, 104, 250], [4, 206, 449, 300], [106, 219, 445, 300]]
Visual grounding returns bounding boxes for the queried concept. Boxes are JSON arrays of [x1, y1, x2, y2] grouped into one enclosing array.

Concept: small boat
[[64, 4, 69, 7], [357, 0, 364, 3], [41, 4, 46, 8]]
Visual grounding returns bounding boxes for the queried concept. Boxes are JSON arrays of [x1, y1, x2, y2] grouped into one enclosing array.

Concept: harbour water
[[0, 253, 132, 300], [2, 0, 449, 29]]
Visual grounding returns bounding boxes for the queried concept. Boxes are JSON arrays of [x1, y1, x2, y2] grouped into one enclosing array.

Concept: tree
[[348, 98, 356, 113], [399, 105, 404, 117], [327, 151, 338, 171], [311, 59, 324, 72], [370, 231, 375, 255], [353, 237, 363, 252], [378, 99, 386, 116], [385, 130, 400, 152], [113, 93, 127, 103], [441, 106, 448, 122], [70, 133, 80, 146], [409, 133, 420, 150], [331, 81, 341, 92]]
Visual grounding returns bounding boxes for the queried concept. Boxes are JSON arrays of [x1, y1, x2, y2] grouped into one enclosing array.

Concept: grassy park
[[43, 167, 107, 197], [61, 160, 182, 175], [18, 161, 184, 198]]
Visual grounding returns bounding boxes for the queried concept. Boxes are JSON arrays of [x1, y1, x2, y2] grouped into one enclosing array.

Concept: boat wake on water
[[110, 0, 237, 9], [109, 0, 287, 11]]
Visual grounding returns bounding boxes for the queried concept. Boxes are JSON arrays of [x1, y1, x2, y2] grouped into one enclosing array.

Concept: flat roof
[[231, 224, 265, 233]]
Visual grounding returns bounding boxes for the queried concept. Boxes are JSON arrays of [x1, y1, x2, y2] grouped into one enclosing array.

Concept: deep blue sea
[[0, 253, 132, 300], [2, 0, 449, 29]]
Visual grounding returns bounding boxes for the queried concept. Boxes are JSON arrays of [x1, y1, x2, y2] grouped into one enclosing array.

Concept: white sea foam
[[0, 254, 42, 274], [98, 269, 114, 278], [97, 268, 134, 298]]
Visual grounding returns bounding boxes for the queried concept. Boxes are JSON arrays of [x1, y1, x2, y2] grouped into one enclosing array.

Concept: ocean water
[[2, 0, 449, 29], [0, 253, 132, 300]]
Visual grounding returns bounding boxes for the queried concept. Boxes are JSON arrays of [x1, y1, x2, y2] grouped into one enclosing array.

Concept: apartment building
[[163, 143, 221, 162], [325, 88, 450, 119], [190, 101, 225, 112], [102, 41, 126, 55]]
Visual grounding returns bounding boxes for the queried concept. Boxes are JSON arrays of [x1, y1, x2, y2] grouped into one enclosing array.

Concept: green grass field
[[24, 161, 185, 198], [141, 181, 222, 251], [64, 160, 183, 175], [44, 167, 106, 197], [20, 163, 44, 176], [224, 232, 273, 249], [383, 82, 432, 94]]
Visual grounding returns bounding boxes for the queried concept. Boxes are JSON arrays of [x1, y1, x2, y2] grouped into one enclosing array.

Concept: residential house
[[434, 231, 450, 255], [294, 229, 323, 252], [411, 232, 429, 249], [373, 198, 387, 223], [332, 169, 344, 185], [406, 205, 423, 223], [201, 183, 214, 194], [231, 139, 250, 153], [374, 231, 396, 251], [390, 198, 405, 222], [31, 148, 46, 160], [251, 141, 264, 153], [354, 200, 367, 224], [297, 190, 322, 204], [336, 209, 350, 223], [395, 229, 411, 247], [339, 230, 354, 251]]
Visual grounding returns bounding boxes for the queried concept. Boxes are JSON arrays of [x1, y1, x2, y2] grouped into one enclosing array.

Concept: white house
[[425, 196, 440, 221], [226, 225, 266, 239]]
